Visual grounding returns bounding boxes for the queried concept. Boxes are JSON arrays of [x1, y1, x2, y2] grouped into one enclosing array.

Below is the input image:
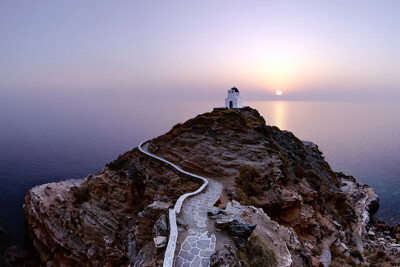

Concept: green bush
[[74, 187, 91, 204], [238, 235, 277, 267]]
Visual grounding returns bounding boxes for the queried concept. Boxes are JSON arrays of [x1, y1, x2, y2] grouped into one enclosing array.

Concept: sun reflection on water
[[274, 101, 286, 130]]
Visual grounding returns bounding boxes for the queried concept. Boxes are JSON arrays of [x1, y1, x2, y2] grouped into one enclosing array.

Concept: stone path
[[138, 140, 222, 267], [176, 179, 222, 267]]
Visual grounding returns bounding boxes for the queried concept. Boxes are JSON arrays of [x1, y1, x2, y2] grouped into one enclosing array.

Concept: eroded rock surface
[[24, 149, 200, 266], [219, 200, 299, 267], [213, 214, 256, 248], [23, 107, 389, 266], [210, 245, 242, 267]]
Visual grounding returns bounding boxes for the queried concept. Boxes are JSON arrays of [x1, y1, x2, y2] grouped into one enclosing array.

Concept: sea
[[0, 91, 399, 254]]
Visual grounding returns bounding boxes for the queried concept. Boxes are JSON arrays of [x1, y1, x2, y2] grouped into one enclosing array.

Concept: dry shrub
[[238, 235, 277, 267]]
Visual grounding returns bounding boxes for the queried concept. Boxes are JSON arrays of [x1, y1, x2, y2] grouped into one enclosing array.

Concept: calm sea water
[[0, 91, 399, 252]]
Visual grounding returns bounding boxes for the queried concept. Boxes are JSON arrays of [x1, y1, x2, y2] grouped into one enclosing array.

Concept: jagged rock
[[24, 150, 200, 266], [338, 172, 379, 251], [149, 107, 376, 256], [22, 107, 387, 266], [216, 201, 299, 267], [153, 213, 169, 237], [136, 201, 173, 245], [318, 250, 331, 267], [225, 186, 233, 197], [214, 215, 256, 247], [153, 236, 167, 248], [368, 230, 375, 236], [337, 242, 348, 253], [310, 256, 323, 267], [207, 207, 224, 217], [210, 245, 242, 267]]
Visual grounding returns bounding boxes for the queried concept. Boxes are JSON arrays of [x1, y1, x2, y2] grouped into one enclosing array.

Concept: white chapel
[[225, 87, 243, 109]]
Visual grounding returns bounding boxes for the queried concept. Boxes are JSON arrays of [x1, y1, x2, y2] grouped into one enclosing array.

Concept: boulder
[[153, 236, 167, 248], [144, 201, 173, 220], [214, 215, 256, 248], [368, 230, 375, 237], [153, 213, 169, 237], [210, 245, 242, 267]]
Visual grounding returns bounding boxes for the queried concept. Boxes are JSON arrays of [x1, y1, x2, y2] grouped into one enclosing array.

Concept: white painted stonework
[[225, 87, 243, 109], [138, 140, 213, 267]]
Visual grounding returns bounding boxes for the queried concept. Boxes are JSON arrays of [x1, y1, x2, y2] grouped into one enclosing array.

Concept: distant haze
[[1, 1, 400, 102]]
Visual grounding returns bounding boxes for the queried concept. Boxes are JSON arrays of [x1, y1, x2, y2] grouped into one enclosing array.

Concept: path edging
[[138, 140, 209, 267]]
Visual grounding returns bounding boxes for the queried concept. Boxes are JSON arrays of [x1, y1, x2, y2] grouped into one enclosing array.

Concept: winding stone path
[[138, 140, 222, 267], [176, 179, 222, 267]]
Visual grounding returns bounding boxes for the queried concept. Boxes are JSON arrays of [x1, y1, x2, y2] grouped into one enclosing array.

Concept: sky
[[0, 1, 400, 102]]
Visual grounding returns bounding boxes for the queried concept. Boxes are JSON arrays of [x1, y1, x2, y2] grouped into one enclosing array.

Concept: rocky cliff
[[23, 107, 399, 266]]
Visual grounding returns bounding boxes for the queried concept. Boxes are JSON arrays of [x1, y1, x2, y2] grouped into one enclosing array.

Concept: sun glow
[[249, 43, 314, 94]]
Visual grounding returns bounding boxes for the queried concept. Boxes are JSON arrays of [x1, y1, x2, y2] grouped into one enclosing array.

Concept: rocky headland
[[21, 107, 399, 266]]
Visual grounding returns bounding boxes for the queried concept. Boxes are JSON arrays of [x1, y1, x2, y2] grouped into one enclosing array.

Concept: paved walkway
[[176, 179, 222, 267], [138, 140, 222, 267]]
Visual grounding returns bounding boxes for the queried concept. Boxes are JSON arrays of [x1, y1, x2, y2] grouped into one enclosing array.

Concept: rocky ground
[[17, 106, 400, 266], [22, 150, 201, 266]]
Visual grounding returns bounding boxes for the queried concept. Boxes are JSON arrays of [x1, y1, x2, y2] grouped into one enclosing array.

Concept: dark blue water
[[0, 91, 399, 253]]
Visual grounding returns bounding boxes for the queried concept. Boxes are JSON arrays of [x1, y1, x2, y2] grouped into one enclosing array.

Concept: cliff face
[[24, 149, 200, 266], [149, 108, 363, 243], [24, 107, 390, 266]]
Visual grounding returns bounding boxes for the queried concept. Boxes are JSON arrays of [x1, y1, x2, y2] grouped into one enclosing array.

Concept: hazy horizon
[[1, 1, 400, 102]]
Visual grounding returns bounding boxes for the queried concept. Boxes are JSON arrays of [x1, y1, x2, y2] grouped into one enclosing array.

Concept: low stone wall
[[138, 140, 209, 267]]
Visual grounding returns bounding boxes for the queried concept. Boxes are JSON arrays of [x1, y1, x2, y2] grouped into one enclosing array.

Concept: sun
[[275, 90, 283, 96]]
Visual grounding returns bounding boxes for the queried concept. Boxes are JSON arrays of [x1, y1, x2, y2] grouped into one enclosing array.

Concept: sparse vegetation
[[234, 165, 262, 205], [335, 197, 356, 222], [236, 165, 261, 193], [235, 188, 251, 205], [367, 249, 393, 266], [330, 258, 347, 267], [346, 257, 356, 266], [304, 169, 325, 189], [280, 165, 292, 185], [277, 154, 293, 185], [238, 235, 277, 267], [270, 142, 282, 152], [293, 164, 306, 178], [107, 156, 129, 171], [73, 187, 91, 204], [350, 248, 363, 261], [305, 169, 323, 181]]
